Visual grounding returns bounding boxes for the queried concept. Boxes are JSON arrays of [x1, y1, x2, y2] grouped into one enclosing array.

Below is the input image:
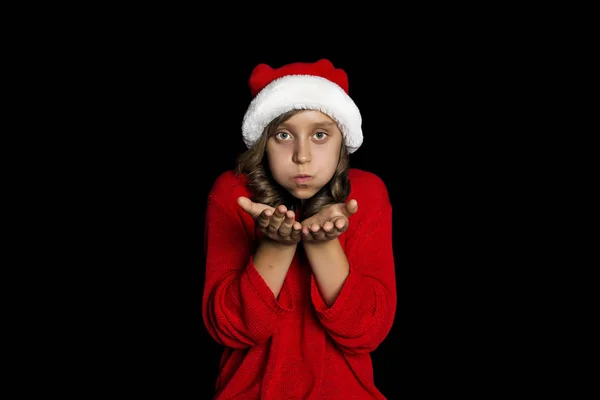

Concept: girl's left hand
[[301, 199, 358, 242]]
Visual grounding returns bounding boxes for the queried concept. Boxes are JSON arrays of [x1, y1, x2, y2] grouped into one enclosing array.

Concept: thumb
[[237, 196, 254, 214], [238, 196, 270, 219], [345, 199, 358, 216]]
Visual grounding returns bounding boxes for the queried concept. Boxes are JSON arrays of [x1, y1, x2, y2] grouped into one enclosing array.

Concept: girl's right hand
[[237, 197, 302, 245]]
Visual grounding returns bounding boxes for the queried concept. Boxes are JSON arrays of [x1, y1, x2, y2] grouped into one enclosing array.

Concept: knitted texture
[[203, 168, 396, 399]]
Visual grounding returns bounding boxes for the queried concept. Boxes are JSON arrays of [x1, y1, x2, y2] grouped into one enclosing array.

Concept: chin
[[287, 187, 319, 200]]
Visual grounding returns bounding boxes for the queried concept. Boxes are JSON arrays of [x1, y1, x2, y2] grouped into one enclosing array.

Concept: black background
[[67, 25, 554, 398]]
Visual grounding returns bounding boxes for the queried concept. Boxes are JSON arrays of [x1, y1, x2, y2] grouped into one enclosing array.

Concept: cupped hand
[[237, 197, 302, 244], [301, 199, 358, 243]]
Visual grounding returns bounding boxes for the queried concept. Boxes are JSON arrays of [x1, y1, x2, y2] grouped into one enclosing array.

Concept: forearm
[[303, 238, 349, 306], [308, 205, 396, 354], [253, 238, 297, 298]]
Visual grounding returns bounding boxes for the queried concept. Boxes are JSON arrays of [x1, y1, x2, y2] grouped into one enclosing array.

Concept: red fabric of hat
[[241, 59, 363, 153]]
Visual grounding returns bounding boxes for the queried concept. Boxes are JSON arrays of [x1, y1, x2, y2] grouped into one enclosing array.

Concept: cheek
[[315, 146, 341, 169], [266, 151, 288, 178]]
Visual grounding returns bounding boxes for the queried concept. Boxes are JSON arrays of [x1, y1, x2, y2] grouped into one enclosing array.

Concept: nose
[[293, 141, 311, 164]]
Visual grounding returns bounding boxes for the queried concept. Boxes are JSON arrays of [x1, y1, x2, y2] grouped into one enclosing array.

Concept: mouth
[[293, 174, 313, 183]]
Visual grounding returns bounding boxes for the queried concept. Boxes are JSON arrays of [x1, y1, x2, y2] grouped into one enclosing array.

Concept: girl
[[203, 59, 396, 399]]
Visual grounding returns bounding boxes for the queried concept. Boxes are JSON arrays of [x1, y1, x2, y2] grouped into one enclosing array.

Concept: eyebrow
[[313, 121, 337, 127], [278, 120, 337, 129]]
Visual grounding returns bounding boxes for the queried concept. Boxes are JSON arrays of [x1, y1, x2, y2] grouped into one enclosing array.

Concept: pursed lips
[[292, 174, 313, 183]]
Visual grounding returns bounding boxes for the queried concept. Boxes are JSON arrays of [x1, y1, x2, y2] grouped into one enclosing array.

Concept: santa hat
[[241, 59, 363, 154]]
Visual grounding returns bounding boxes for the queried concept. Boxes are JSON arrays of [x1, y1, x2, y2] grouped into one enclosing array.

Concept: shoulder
[[207, 170, 251, 204], [348, 168, 391, 209], [348, 168, 388, 189]]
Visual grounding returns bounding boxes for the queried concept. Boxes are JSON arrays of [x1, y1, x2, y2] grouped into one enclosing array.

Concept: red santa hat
[[241, 59, 363, 154]]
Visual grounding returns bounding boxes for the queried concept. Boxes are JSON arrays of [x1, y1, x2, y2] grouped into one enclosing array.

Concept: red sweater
[[203, 168, 396, 399]]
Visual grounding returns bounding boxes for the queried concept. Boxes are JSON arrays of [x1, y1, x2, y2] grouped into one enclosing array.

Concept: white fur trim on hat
[[241, 75, 363, 154]]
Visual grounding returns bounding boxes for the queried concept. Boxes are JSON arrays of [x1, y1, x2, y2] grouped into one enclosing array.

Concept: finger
[[324, 229, 338, 239], [307, 223, 326, 241], [257, 208, 273, 229], [302, 226, 315, 241], [345, 199, 358, 216], [268, 205, 287, 231], [237, 197, 254, 214], [302, 225, 312, 238], [324, 222, 339, 239], [333, 217, 349, 233], [289, 222, 302, 241], [310, 223, 320, 233], [311, 226, 326, 241], [238, 197, 273, 220], [277, 210, 295, 237]]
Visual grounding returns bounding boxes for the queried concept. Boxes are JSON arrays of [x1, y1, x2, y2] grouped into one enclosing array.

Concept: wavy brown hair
[[235, 110, 351, 219]]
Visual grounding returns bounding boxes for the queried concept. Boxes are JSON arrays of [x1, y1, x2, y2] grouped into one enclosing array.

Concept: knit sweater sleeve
[[310, 173, 396, 354], [202, 176, 294, 349]]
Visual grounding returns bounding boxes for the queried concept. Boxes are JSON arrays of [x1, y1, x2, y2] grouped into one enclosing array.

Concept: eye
[[276, 132, 292, 140], [313, 131, 328, 140]]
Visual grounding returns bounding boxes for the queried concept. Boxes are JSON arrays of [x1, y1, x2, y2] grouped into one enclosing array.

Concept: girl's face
[[266, 110, 343, 200]]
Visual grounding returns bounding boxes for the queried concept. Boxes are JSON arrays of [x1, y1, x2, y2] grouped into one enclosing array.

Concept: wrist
[[302, 237, 339, 248], [261, 236, 299, 249]]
